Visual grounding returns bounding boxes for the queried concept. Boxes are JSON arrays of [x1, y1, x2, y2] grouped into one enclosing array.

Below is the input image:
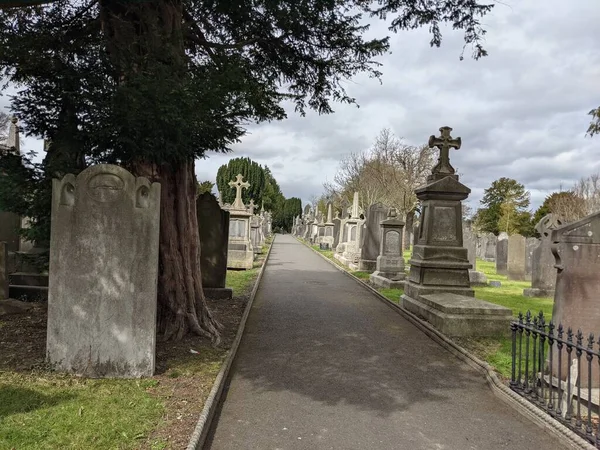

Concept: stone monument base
[[523, 287, 555, 298], [227, 244, 254, 270], [369, 272, 405, 289], [401, 292, 512, 337], [203, 287, 233, 300], [468, 270, 488, 286], [358, 259, 376, 272]]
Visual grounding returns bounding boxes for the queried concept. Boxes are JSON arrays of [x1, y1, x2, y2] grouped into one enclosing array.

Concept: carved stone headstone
[[523, 214, 563, 298], [401, 127, 511, 337], [332, 212, 342, 249], [524, 237, 538, 279], [507, 234, 527, 280], [358, 202, 388, 272], [495, 232, 509, 275], [47, 164, 161, 378], [222, 174, 254, 269], [197, 192, 232, 300], [551, 211, 600, 386], [334, 192, 363, 268], [370, 208, 406, 288]]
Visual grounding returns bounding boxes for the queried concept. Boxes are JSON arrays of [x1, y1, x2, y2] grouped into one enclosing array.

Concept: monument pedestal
[[402, 293, 512, 337], [203, 287, 233, 300]]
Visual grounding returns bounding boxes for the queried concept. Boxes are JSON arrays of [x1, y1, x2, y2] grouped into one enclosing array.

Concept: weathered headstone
[[401, 127, 511, 337], [463, 222, 487, 286], [524, 237, 538, 279], [0, 242, 8, 300], [335, 192, 363, 268], [551, 211, 600, 387], [495, 232, 508, 275], [358, 202, 388, 272], [523, 214, 563, 298], [370, 208, 406, 288], [197, 192, 232, 300], [332, 212, 342, 249], [507, 234, 526, 280], [47, 164, 161, 378]]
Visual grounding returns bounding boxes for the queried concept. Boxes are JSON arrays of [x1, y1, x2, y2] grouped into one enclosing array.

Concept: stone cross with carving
[[428, 126, 461, 178], [229, 174, 250, 210], [248, 199, 256, 215]]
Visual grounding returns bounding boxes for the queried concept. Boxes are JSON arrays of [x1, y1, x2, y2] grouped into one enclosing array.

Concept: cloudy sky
[[7, 0, 600, 213]]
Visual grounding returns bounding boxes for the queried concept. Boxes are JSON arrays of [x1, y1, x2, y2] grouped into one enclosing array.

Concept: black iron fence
[[510, 311, 600, 447]]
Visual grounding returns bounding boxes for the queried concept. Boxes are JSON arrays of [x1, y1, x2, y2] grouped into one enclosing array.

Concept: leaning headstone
[[495, 232, 508, 275], [370, 208, 406, 288], [523, 214, 563, 298], [47, 164, 161, 378], [551, 211, 600, 387], [0, 242, 8, 300], [401, 127, 511, 337], [358, 202, 388, 272], [507, 234, 526, 280], [197, 192, 232, 300]]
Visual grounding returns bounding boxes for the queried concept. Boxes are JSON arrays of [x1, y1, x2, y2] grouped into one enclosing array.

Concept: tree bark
[[100, 0, 221, 342], [134, 159, 221, 343]]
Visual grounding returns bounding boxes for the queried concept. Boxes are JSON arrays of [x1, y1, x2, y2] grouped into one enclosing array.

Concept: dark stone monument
[[370, 208, 406, 288], [0, 242, 8, 300], [524, 214, 562, 298], [401, 126, 511, 337], [332, 212, 342, 249], [197, 192, 232, 300], [358, 202, 388, 272], [507, 234, 526, 281]]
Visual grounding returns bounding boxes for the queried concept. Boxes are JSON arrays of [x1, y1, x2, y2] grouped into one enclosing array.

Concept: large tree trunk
[[135, 159, 221, 343], [100, 0, 221, 342]]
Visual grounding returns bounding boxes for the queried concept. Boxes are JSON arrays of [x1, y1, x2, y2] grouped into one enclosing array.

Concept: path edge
[[299, 238, 591, 450], [186, 237, 275, 450]]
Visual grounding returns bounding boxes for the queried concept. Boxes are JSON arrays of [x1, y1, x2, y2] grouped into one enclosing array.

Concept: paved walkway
[[206, 235, 565, 450]]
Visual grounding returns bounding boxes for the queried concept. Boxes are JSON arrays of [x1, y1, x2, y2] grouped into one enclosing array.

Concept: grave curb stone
[[298, 236, 592, 450], [186, 237, 275, 450]]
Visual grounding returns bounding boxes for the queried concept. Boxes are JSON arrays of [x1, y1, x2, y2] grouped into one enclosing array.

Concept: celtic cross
[[428, 126, 461, 177], [228, 174, 250, 209]]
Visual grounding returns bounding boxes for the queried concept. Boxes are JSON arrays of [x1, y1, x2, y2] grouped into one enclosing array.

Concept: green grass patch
[[226, 267, 260, 297], [350, 271, 370, 280], [0, 372, 163, 450], [377, 288, 403, 304]]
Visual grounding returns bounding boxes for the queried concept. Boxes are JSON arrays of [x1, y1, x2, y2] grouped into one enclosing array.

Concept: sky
[[4, 0, 600, 213]]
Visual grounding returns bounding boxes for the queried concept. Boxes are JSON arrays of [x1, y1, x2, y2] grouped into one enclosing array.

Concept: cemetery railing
[[510, 311, 600, 448]]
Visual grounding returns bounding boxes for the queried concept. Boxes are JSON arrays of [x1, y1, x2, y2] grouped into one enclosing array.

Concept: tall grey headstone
[[524, 214, 563, 298], [463, 222, 487, 286], [332, 213, 342, 249], [47, 164, 161, 378], [495, 232, 508, 275], [551, 211, 600, 387], [507, 234, 526, 280], [358, 202, 388, 272], [197, 192, 232, 300]]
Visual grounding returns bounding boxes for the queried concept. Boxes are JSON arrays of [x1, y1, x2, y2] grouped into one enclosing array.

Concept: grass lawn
[[0, 240, 272, 450], [304, 237, 552, 380]]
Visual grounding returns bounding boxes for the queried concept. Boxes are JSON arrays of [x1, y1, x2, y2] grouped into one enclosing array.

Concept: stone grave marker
[[507, 234, 527, 280], [551, 210, 600, 387], [495, 232, 508, 275], [47, 164, 161, 378], [358, 202, 388, 271], [370, 208, 406, 288], [524, 214, 563, 298], [197, 192, 232, 300]]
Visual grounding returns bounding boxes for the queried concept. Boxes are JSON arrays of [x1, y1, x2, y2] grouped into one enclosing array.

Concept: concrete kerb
[[186, 236, 276, 450], [297, 237, 591, 450]]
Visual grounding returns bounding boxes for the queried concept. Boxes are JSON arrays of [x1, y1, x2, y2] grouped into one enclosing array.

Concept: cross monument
[[229, 174, 250, 210], [428, 126, 461, 180]]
